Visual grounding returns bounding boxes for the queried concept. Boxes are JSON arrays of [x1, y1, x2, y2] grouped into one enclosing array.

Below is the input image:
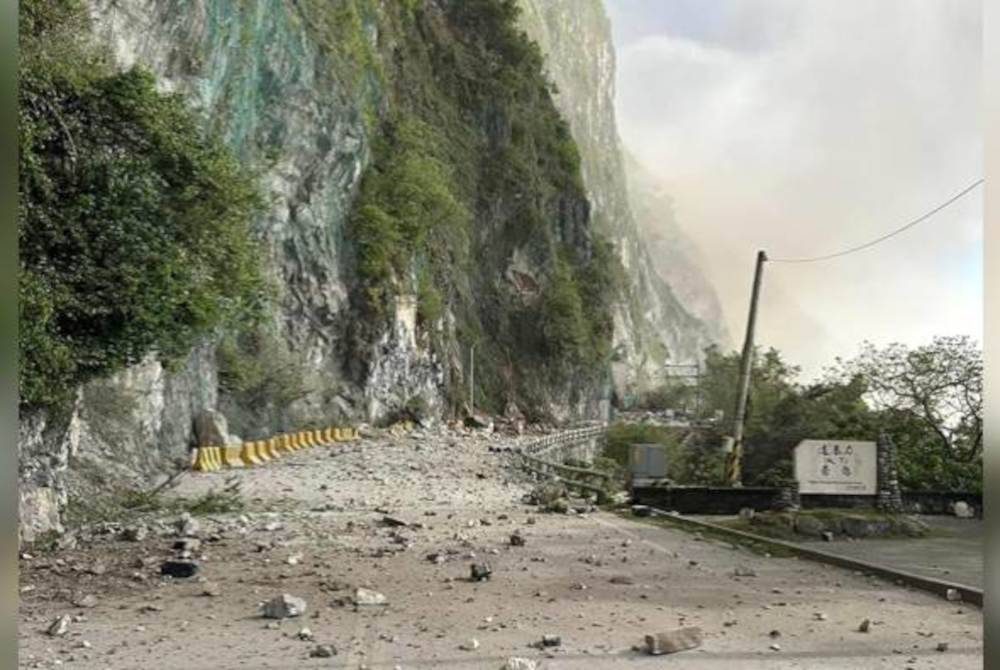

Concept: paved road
[[18, 428, 983, 669], [798, 517, 983, 589]]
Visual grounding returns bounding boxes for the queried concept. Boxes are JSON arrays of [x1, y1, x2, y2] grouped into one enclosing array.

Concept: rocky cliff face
[[18, 0, 721, 542], [517, 0, 723, 395]]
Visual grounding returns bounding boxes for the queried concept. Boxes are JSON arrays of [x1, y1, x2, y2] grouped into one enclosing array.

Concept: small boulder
[[470, 563, 492, 582], [644, 627, 702, 655], [501, 658, 537, 670], [46, 615, 71, 637], [310, 645, 337, 658], [541, 634, 561, 647], [509, 532, 526, 547], [160, 560, 199, 579], [262, 594, 307, 619], [952, 502, 974, 519], [353, 587, 388, 607]]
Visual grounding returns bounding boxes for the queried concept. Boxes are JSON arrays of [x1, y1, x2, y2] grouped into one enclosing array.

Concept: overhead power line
[[769, 178, 984, 264]]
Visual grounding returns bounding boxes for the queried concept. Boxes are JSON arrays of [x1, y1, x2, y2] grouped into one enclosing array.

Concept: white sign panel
[[793, 440, 876, 495]]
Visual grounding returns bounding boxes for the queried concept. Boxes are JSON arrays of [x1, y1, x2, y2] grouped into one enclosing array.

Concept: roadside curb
[[639, 506, 983, 607]]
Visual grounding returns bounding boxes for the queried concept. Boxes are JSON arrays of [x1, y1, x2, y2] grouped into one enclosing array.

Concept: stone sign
[[793, 440, 877, 495]]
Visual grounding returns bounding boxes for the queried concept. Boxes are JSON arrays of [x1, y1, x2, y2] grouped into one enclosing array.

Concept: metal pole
[[726, 250, 767, 486], [469, 343, 475, 412]]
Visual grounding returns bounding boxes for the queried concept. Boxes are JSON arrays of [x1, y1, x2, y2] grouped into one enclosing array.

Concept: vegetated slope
[[18, 0, 620, 540], [517, 0, 725, 396]]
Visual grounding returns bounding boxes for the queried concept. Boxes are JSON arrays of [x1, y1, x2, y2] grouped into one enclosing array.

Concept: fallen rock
[[460, 638, 480, 651], [46, 615, 71, 637], [541, 634, 561, 647], [310, 644, 337, 658], [175, 513, 200, 538], [936, 642, 949, 652], [121, 526, 148, 542], [160, 560, 199, 579], [821, 531, 834, 542], [297, 627, 314, 641], [71, 594, 98, 609], [202, 582, 222, 597], [173, 538, 201, 553], [733, 566, 757, 578], [500, 658, 537, 670], [262, 594, 307, 619], [644, 627, 702, 655], [470, 563, 492, 582], [353, 587, 388, 606], [945, 588, 962, 602], [382, 516, 409, 528], [794, 515, 828, 537], [952, 501, 974, 519], [510, 532, 525, 547], [858, 618, 871, 633]]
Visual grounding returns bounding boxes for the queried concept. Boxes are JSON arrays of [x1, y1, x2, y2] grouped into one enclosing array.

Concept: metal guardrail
[[516, 423, 613, 498]]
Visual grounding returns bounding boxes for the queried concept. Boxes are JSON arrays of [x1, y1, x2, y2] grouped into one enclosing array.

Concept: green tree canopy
[[19, 0, 266, 408]]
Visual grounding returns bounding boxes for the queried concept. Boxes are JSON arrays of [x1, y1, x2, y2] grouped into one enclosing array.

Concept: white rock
[[353, 588, 388, 606]]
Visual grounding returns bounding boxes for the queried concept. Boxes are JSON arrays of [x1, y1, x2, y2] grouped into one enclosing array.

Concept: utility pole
[[725, 250, 767, 487]]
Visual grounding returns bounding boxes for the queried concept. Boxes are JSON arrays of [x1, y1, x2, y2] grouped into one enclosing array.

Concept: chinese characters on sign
[[793, 440, 877, 495]]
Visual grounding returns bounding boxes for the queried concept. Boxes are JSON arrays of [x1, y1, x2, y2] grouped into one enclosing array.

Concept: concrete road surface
[[18, 427, 982, 669]]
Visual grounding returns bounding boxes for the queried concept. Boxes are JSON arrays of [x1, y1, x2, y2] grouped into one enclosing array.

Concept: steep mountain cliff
[[18, 0, 722, 542], [516, 0, 723, 394]]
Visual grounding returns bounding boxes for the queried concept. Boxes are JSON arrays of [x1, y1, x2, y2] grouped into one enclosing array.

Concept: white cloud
[[613, 0, 982, 378]]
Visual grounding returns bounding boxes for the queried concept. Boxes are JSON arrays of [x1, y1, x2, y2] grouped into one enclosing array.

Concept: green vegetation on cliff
[[315, 0, 621, 411], [18, 0, 266, 408]]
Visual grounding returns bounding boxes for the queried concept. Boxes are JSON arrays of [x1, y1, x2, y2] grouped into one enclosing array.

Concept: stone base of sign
[[875, 432, 903, 513]]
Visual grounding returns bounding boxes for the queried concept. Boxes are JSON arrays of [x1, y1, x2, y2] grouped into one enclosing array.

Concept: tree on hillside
[[829, 336, 982, 463]]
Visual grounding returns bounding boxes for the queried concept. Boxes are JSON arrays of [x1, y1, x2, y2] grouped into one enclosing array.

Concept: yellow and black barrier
[[192, 425, 361, 472]]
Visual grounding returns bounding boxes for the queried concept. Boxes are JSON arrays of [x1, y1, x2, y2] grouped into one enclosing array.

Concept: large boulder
[[194, 409, 229, 447], [793, 515, 828, 538]]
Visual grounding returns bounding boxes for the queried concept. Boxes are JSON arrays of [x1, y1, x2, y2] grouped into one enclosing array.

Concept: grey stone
[[194, 408, 229, 447], [510, 532, 526, 547], [501, 658, 537, 670], [945, 588, 962, 602], [821, 531, 834, 542], [175, 513, 200, 537], [470, 563, 492, 582], [738, 507, 755, 520], [460, 638, 480, 651], [72, 594, 98, 608], [173, 537, 201, 552], [46, 614, 71, 637], [644, 627, 702, 655], [310, 645, 337, 658], [353, 588, 387, 606], [841, 516, 891, 538], [541, 634, 561, 647], [262, 594, 307, 619], [794, 515, 827, 537], [121, 526, 148, 542], [858, 618, 871, 633]]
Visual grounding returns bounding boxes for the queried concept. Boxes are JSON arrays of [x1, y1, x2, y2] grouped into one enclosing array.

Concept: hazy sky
[[607, 0, 982, 380]]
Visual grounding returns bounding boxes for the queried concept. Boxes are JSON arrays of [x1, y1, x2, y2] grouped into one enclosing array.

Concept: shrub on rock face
[[19, 0, 265, 408]]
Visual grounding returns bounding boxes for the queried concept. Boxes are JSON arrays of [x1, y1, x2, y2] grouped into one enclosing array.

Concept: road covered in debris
[[18, 425, 983, 669]]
